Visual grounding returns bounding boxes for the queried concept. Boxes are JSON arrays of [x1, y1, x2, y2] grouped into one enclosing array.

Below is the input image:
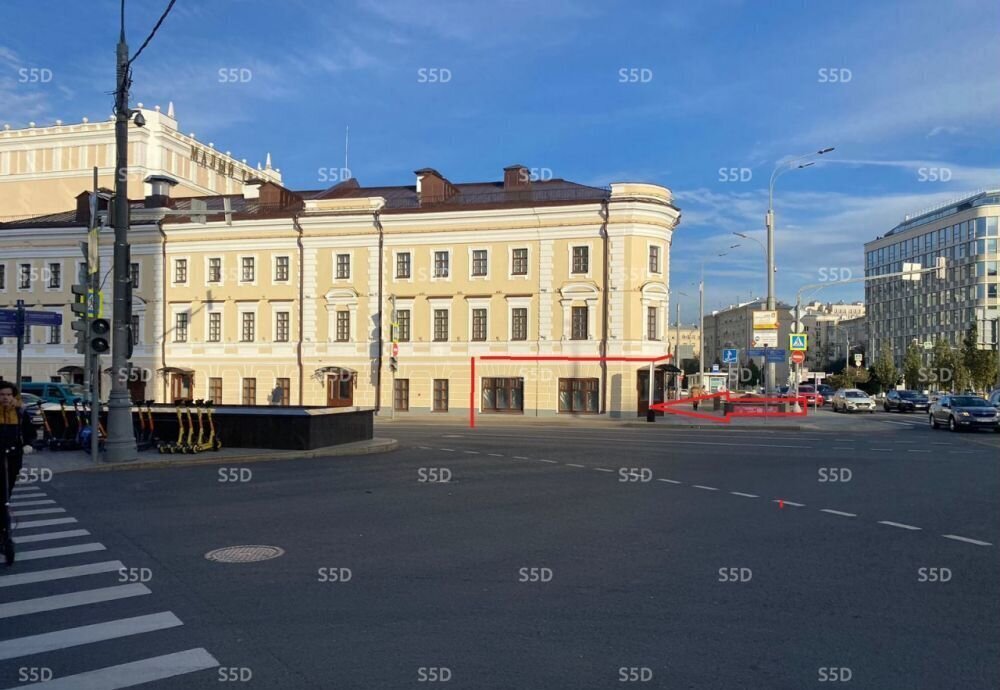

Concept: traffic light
[[89, 318, 110, 354], [389, 356, 398, 372], [70, 283, 89, 354]]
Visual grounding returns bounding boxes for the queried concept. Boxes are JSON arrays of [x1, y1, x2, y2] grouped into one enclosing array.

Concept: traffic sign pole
[[14, 300, 24, 387]]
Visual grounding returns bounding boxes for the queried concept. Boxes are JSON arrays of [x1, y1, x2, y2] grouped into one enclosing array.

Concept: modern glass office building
[[865, 189, 1000, 364]]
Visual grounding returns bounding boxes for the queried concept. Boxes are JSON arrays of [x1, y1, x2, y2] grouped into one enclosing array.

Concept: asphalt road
[[1, 410, 998, 689]]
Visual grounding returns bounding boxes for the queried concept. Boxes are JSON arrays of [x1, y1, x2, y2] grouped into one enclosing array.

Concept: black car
[[884, 389, 929, 413]]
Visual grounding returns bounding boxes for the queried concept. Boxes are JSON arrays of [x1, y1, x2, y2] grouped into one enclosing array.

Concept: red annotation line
[[649, 391, 809, 423]]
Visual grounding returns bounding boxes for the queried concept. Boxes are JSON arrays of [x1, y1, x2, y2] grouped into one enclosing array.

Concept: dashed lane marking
[[439, 448, 455, 452], [594, 468, 614, 473], [514, 455, 529, 460], [878, 521, 921, 531], [820, 509, 857, 517], [537, 459, 558, 464], [907, 449, 932, 453], [463, 450, 480, 455], [488, 453, 504, 457], [942, 534, 992, 546], [657, 478, 682, 484], [730, 492, 758, 498], [773, 500, 805, 507], [566, 463, 585, 468], [693, 485, 719, 491]]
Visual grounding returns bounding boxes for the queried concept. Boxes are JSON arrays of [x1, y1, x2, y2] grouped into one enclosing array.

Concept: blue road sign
[[0, 308, 63, 326], [0, 323, 21, 337], [0, 310, 15, 322], [764, 349, 787, 363], [746, 348, 766, 357], [722, 348, 738, 364]]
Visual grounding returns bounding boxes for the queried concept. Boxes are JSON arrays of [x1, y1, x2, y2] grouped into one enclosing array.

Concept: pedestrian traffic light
[[389, 356, 398, 372], [89, 318, 111, 354], [70, 283, 89, 354]]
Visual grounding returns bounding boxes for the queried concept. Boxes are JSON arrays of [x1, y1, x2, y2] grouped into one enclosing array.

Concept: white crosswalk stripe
[[0, 496, 219, 688]]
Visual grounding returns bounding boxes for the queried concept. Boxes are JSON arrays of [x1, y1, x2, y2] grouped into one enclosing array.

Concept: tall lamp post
[[700, 251, 731, 380], [764, 147, 834, 394]]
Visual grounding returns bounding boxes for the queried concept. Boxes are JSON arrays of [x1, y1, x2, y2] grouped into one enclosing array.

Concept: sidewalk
[[377, 411, 804, 431], [22, 437, 399, 475]]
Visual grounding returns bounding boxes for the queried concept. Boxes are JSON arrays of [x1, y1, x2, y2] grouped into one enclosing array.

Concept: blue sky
[[3, 0, 998, 321]]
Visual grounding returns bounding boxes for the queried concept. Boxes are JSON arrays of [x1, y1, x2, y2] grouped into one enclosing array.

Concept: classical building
[[0, 165, 680, 417], [0, 104, 281, 221], [865, 189, 1000, 365]]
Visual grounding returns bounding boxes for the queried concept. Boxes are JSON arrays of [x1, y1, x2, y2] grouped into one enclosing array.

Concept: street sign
[[746, 348, 767, 357], [752, 331, 778, 348], [854, 353, 863, 366], [0, 309, 63, 326], [789, 333, 807, 351], [722, 348, 738, 364], [764, 348, 787, 363], [791, 350, 805, 364], [922, 340, 933, 350], [711, 364, 720, 373], [752, 310, 779, 330], [0, 323, 20, 338]]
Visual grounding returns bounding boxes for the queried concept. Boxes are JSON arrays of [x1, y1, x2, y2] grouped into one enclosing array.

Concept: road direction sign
[[764, 349, 787, 363], [789, 333, 807, 351], [0, 309, 63, 326], [746, 348, 766, 357], [752, 331, 778, 348], [791, 350, 805, 364], [722, 348, 738, 364], [0, 323, 20, 337]]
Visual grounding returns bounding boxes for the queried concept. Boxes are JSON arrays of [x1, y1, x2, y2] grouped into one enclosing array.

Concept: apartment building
[[798, 301, 866, 369], [865, 189, 1000, 365], [0, 104, 281, 221], [703, 299, 794, 383], [1, 165, 680, 417]]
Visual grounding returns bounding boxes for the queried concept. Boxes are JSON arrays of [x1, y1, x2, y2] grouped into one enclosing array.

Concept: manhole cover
[[205, 545, 285, 563]]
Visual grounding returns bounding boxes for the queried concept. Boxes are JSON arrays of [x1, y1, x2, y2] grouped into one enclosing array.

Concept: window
[[647, 306, 658, 340], [130, 262, 140, 289], [242, 378, 257, 405], [571, 306, 588, 340], [481, 377, 524, 412], [241, 312, 255, 342], [18, 263, 30, 289], [396, 252, 411, 278], [275, 256, 290, 282], [0, 264, 5, 290], [174, 258, 187, 283], [175, 313, 188, 342], [334, 254, 350, 280], [472, 308, 487, 341], [649, 245, 661, 273], [275, 311, 290, 342], [47, 263, 61, 288], [558, 378, 599, 413], [131, 314, 140, 345], [433, 379, 448, 412], [397, 309, 411, 342], [394, 378, 409, 411], [511, 307, 527, 341], [572, 246, 588, 274], [207, 258, 221, 283], [433, 309, 449, 341], [208, 312, 221, 342], [48, 324, 60, 344], [433, 251, 449, 278], [209, 377, 222, 404], [472, 249, 488, 276], [336, 311, 350, 342], [512, 248, 528, 275], [241, 256, 255, 282], [275, 378, 290, 406]]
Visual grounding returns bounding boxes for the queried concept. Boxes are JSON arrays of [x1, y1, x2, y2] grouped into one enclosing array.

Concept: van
[[20, 381, 87, 405]]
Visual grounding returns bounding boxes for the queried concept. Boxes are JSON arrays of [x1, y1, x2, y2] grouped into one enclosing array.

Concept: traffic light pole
[[104, 28, 137, 463], [14, 300, 24, 387], [90, 170, 101, 461]]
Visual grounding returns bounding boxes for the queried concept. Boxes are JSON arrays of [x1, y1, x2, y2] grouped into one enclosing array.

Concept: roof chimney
[[503, 164, 530, 190], [144, 174, 178, 208], [415, 168, 458, 205], [75, 189, 113, 224]]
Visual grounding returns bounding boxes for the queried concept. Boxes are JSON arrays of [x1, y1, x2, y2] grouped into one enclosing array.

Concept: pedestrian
[[690, 383, 704, 411], [0, 381, 34, 502], [269, 384, 283, 406]]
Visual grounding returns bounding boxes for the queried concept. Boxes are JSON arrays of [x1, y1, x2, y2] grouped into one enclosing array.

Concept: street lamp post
[[764, 147, 834, 395]]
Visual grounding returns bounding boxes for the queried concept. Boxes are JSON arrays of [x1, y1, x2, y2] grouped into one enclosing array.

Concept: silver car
[[929, 395, 1000, 432], [832, 389, 876, 413]]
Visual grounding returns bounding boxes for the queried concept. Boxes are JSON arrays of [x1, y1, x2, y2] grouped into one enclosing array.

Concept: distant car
[[884, 389, 930, 413], [790, 384, 825, 406], [18, 392, 47, 428], [817, 384, 835, 403], [929, 395, 1000, 432], [988, 389, 1000, 409], [832, 389, 876, 413], [20, 381, 86, 405]]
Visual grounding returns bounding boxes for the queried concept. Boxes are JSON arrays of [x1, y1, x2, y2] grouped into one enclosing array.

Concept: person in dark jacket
[[0, 381, 35, 502]]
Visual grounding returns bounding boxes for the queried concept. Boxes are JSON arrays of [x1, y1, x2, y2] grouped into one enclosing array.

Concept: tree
[[961, 323, 999, 394], [902, 342, 922, 390], [871, 341, 898, 394], [930, 338, 968, 392], [745, 359, 760, 387]]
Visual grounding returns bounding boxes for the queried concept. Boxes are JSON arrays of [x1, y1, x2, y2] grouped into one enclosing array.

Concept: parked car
[[817, 384, 835, 404], [988, 389, 1000, 409], [929, 395, 1000, 432], [832, 389, 877, 413], [883, 389, 930, 413], [790, 384, 825, 406], [20, 381, 86, 405]]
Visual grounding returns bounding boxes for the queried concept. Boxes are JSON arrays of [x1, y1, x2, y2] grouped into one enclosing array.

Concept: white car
[[832, 389, 876, 413]]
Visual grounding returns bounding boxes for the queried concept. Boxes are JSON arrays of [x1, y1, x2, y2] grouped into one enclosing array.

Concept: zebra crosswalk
[[1, 483, 218, 688]]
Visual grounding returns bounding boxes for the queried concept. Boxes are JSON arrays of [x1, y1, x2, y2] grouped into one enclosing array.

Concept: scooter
[[157, 402, 187, 454], [58, 401, 79, 450], [190, 400, 222, 452], [135, 400, 154, 451], [142, 400, 160, 450], [77, 399, 106, 455], [182, 401, 197, 453]]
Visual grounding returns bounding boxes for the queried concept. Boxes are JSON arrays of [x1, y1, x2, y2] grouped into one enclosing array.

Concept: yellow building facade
[[1, 166, 680, 417]]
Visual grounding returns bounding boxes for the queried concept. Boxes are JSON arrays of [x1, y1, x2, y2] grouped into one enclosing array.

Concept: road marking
[[14, 529, 91, 544], [932, 442, 951, 446], [537, 459, 558, 463], [417, 446, 432, 450], [693, 485, 718, 491], [0, 611, 183, 661], [773, 500, 804, 507], [13, 517, 78, 530], [907, 449, 931, 453], [513, 455, 529, 459], [942, 534, 992, 546], [657, 478, 682, 484], [8, 499, 56, 507], [0, 583, 151, 620], [878, 521, 921, 531], [463, 450, 480, 455], [17, 543, 107, 562], [870, 448, 892, 451], [0, 561, 125, 588], [730, 492, 758, 498], [820, 509, 857, 517], [5, 647, 221, 690], [439, 448, 455, 452], [594, 467, 614, 472], [488, 453, 504, 457], [566, 463, 585, 468], [11, 507, 66, 517], [10, 493, 46, 500], [442, 434, 464, 438], [882, 420, 920, 426], [948, 451, 974, 455]]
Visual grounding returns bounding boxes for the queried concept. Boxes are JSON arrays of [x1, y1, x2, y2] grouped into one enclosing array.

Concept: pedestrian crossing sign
[[789, 333, 807, 351]]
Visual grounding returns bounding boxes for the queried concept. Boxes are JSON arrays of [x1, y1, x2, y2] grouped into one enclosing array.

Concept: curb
[[57, 438, 400, 474]]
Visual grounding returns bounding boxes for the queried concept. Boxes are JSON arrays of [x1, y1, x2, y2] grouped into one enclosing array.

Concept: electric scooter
[[182, 400, 197, 453], [158, 402, 187, 454], [144, 401, 160, 448], [190, 400, 222, 452], [58, 402, 79, 450]]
